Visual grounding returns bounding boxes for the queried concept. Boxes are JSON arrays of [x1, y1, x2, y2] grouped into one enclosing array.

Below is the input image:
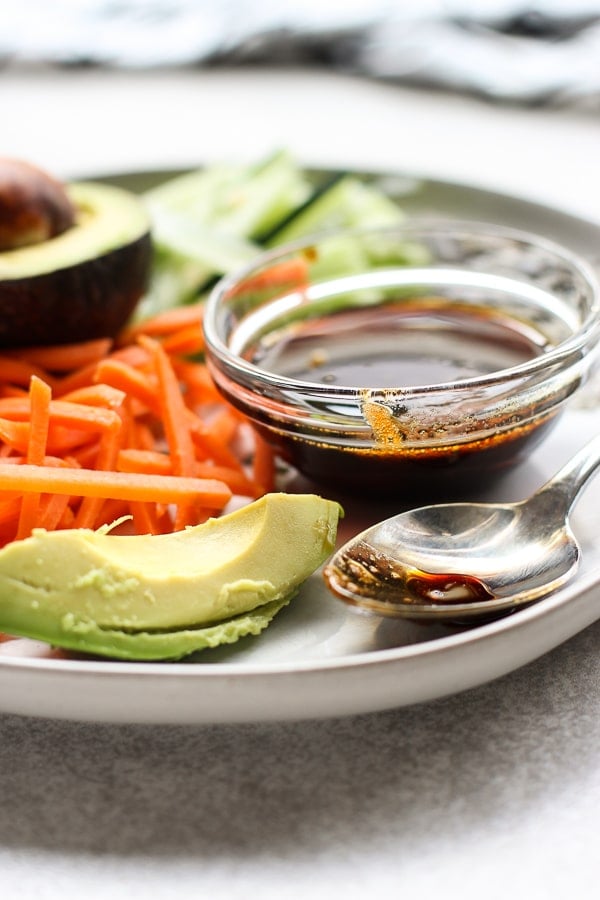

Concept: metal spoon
[[323, 434, 600, 620]]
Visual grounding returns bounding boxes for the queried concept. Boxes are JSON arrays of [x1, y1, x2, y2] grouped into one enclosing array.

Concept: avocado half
[[0, 493, 342, 661], [0, 181, 152, 347]]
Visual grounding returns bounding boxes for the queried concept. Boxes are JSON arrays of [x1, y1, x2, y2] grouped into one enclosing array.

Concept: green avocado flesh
[[0, 182, 152, 347], [0, 493, 341, 660]]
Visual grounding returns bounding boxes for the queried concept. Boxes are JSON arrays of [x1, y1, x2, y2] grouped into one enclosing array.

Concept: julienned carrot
[[118, 303, 203, 343], [60, 384, 127, 409], [0, 463, 232, 506], [253, 432, 276, 494], [230, 258, 309, 297], [140, 336, 197, 529], [160, 324, 205, 357], [0, 356, 54, 390], [73, 413, 123, 529], [117, 448, 257, 496], [0, 304, 274, 542], [93, 358, 160, 413], [0, 397, 122, 431], [5, 338, 112, 372], [17, 376, 52, 539], [172, 360, 222, 404], [37, 490, 74, 532]]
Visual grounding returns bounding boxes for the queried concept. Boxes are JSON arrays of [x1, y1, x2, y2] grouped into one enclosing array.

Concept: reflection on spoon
[[324, 433, 600, 620]]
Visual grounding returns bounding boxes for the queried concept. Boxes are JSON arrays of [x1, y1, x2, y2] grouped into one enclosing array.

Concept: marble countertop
[[1, 66, 599, 898]]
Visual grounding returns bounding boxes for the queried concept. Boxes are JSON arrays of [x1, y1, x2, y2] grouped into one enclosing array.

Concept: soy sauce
[[251, 301, 559, 499], [324, 539, 495, 612]]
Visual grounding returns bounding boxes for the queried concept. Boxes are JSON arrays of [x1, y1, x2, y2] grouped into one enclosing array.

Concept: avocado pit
[[0, 159, 152, 347], [0, 157, 76, 251]]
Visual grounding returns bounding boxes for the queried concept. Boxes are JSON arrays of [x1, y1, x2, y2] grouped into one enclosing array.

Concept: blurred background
[[1, 2, 599, 218], [2, 0, 600, 107]]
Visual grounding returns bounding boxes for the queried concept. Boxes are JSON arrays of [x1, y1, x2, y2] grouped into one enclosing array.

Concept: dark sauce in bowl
[[250, 301, 560, 499]]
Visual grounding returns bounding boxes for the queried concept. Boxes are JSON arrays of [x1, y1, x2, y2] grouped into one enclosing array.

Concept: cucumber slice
[[266, 174, 405, 246], [145, 150, 312, 241]]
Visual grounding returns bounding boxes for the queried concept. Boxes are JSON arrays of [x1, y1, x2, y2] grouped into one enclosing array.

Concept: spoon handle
[[535, 432, 600, 514]]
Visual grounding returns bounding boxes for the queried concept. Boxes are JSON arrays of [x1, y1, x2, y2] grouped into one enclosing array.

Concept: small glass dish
[[203, 221, 600, 500]]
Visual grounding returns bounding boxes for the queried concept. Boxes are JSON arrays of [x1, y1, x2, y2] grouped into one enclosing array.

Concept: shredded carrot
[[172, 359, 222, 405], [117, 448, 257, 497], [0, 464, 232, 506], [73, 417, 123, 530], [93, 358, 159, 413], [7, 339, 112, 373], [230, 258, 309, 297], [160, 324, 205, 357], [117, 303, 203, 343], [253, 431, 276, 494], [141, 336, 199, 529], [0, 302, 275, 543], [0, 356, 54, 390], [16, 376, 52, 539]]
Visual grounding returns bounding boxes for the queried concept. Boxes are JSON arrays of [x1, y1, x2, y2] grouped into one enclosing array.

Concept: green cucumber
[[266, 174, 405, 246]]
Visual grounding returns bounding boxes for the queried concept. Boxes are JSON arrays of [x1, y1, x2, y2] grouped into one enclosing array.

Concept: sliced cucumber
[[145, 149, 312, 241], [266, 174, 405, 246]]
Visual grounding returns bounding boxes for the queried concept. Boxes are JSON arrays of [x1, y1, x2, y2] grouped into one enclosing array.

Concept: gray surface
[[2, 618, 599, 898]]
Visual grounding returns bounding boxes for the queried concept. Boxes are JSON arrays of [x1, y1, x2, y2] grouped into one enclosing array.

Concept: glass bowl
[[203, 221, 600, 500]]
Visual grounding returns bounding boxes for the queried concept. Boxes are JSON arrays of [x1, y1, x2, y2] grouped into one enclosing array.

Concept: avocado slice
[[0, 181, 152, 347], [0, 493, 342, 661]]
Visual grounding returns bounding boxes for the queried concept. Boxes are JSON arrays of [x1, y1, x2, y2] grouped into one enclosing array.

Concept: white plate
[[1, 170, 600, 725]]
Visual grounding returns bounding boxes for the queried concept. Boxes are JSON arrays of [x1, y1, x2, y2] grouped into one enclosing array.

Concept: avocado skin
[[0, 589, 292, 661], [0, 180, 153, 348], [0, 231, 152, 347]]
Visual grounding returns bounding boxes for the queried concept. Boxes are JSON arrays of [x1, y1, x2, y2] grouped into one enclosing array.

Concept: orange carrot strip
[[118, 303, 203, 343], [0, 418, 29, 453], [131, 420, 157, 451], [10, 339, 112, 372], [141, 337, 196, 475], [0, 398, 122, 431], [46, 401, 123, 433], [59, 384, 127, 409], [67, 440, 101, 468], [117, 448, 171, 476], [252, 431, 275, 494], [0, 385, 28, 398], [0, 463, 232, 507], [73, 400, 125, 529], [52, 361, 105, 397], [109, 344, 153, 369], [0, 454, 79, 468], [17, 376, 52, 539], [117, 448, 257, 497], [37, 491, 73, 531], [129, 501, 163, 535], [140, 336, 197, 529], [172, 360, 222, 405], [56, 505, 76, 529], [230, 258, 309, 296], [207, 408, 240, 445], [160, 324, 205, 356], [188, 419, 245, 471], [94, 359, 160, 413], [0, 356, 54, 390], [0, 497, 22, 528], [94, 498, 130, 529]]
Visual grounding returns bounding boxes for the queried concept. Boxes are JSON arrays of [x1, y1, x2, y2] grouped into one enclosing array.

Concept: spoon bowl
[[324, 434, 600, 620]]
